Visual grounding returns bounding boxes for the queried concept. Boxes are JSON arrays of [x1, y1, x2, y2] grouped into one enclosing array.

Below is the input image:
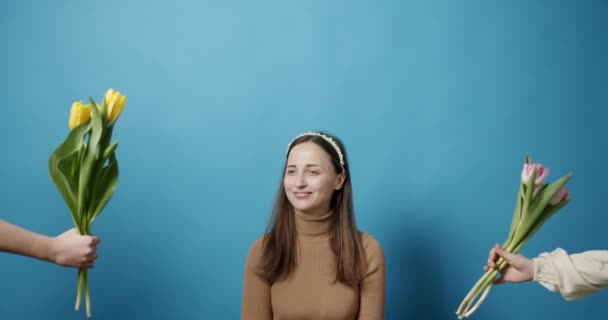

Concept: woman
[[485, 244, 608, 300], [241, 132, 385, 319]]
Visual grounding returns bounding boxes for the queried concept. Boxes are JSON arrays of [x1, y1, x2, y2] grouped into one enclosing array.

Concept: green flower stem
[[75, 268, 84, 310], [85, 269, 91, 318], [456, 237, 512, 316], [462, 284, 493, 318], [457, 259, 506, 318], [506, 185, 524, 246]]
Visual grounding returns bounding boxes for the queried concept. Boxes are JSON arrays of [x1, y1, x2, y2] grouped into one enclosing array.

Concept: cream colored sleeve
[[533, 248, 608, 300], [241, 237, 272, 320], [358, 234, 386, 320]]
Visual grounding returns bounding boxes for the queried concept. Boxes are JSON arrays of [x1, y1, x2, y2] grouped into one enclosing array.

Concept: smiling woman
[[241, 132, 385, 320]]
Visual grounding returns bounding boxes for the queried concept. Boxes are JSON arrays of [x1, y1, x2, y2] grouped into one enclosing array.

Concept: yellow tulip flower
[[68, 101, 92, 129], [103, 88, 126, 122]]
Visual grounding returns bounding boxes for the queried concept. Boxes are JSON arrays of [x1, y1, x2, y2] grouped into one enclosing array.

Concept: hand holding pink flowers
[[456, 155, 572, 319]]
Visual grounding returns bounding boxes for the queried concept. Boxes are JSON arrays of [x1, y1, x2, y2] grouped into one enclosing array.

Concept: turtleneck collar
[[294, 210, 332, 236]]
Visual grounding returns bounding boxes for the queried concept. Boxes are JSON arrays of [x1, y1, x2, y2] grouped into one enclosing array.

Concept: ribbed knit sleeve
[[358, 233, 386, 320], [241, 237, 272, 320]]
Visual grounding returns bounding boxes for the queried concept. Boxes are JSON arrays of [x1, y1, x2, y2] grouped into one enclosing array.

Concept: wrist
[[531, 257, 542, 282], [524, 258, 535, 281], [40, 235, 58, 264]]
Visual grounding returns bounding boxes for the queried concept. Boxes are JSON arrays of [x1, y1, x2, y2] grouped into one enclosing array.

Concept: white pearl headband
[[286, 132, 345, 171]]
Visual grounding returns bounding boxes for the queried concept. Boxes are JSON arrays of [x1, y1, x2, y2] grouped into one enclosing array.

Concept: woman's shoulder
[[360, 232, 382, 248], [246, 236, 264, 272], [247, 235, 266, 256], [360, 232, 384, 256], [359, 232, 385, 274]]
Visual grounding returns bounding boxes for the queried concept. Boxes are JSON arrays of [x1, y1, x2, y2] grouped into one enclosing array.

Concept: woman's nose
[[295, 173, 307, 187]]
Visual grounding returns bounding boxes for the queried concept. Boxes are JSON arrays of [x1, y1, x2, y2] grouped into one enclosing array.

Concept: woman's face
[[284, 141, 345, 217]]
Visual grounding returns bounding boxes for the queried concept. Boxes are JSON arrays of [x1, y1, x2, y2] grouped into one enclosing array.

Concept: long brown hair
[[261, 132, 365, 287]]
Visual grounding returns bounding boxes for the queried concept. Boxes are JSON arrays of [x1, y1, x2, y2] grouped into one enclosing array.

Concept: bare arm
[[0, 219, 99, 268]]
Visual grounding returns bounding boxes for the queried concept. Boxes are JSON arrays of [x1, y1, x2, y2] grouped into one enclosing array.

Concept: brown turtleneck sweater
[[241, 211, 385, 320]]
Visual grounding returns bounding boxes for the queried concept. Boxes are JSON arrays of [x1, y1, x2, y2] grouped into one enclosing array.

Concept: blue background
[[1, 0, 606, 319]]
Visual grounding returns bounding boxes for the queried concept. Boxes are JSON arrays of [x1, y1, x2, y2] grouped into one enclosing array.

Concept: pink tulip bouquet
[[455, 155, 572, 319]]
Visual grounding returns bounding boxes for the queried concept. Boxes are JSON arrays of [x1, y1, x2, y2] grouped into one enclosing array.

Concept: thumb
[[496, 247, 518, 264]]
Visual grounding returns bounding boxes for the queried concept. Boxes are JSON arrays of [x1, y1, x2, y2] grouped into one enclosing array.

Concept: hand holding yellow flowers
[[50, 88, 126, 318]]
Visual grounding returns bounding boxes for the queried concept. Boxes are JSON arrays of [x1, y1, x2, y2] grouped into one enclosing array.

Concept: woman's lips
[[293, 192, 312, 199]]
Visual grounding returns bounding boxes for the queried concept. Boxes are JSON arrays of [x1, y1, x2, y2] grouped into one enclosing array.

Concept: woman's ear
[[335, 172, 346, 190]]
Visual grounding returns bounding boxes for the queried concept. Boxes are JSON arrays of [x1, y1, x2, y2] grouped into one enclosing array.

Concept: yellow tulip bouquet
[[48, 89, 126, 317], [455, 155, 572, 318]]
